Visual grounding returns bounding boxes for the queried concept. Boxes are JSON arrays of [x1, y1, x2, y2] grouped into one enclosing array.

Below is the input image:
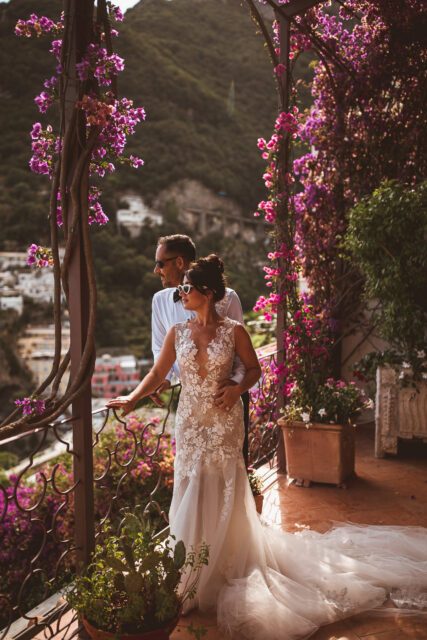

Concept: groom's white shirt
[[152, 286, 245, 384]]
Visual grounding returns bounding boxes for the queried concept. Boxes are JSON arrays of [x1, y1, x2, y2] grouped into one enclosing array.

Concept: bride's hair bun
[[202, 254, 224, 274], [186, 253, 227, 302]]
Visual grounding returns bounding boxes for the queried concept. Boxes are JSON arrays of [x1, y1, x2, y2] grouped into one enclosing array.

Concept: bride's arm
[[215, 325, 261, 410], [233, 325, 262, 393], [106, 327, 176, 415]]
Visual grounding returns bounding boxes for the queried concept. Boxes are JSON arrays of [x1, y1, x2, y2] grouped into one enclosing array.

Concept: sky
[[2, 0, 141, 9], [116, 0, 140, 11]]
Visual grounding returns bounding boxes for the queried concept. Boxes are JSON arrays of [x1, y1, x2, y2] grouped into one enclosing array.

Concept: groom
[[151, 233, 250, 465]]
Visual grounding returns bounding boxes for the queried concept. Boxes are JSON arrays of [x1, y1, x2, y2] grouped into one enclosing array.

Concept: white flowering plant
[[285, 378, 370, 426], [247, 467, 264, 496], [353, 347, 427, 387]]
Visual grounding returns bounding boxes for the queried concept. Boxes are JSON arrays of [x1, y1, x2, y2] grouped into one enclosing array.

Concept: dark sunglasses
[[154, 255, 180, 268]]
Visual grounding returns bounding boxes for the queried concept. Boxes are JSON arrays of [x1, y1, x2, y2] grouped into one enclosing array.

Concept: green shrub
[[344, 180, 427, 354]]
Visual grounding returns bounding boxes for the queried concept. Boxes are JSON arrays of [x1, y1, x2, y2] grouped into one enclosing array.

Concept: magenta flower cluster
[[253, 243, 295, 321], [15, 4, 146, 254], [14, 396, 46, 416], [109, 5, 124, 23], [78, 93, 146, 178], [26, 243, 54, 268], [254, 108, 299, 224], [76, 44, 124, 86], [251, 18, 334, 404], [88, 187, 109, 225], [287, 0, 425, 312], [250, 1, 424, 412], [15, 13, 62, 38], [29, 122, 57, 176]]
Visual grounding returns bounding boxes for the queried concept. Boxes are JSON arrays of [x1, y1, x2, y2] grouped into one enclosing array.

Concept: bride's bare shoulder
[[233, 322, 249, 339]]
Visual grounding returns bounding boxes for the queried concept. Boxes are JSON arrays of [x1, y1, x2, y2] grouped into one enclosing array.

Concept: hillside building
[[18, 323, 71, 395], [92, 353, 141, 398], [116, 194, 163, 237]]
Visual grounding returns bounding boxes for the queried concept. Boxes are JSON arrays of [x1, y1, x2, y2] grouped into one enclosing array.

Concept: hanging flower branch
[[24, 8, 144, 236], [244, 0, 362, 410], [2, 1, 146, 435]]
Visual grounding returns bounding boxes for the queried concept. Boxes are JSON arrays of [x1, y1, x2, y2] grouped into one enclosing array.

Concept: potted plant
[[354, 348, 427, 457], [279, 378, 369, 487], [66, 511, 209, 640], [344, 180, 427, 457], [270, 295, 366, 486], [247, 467, 264, 513]]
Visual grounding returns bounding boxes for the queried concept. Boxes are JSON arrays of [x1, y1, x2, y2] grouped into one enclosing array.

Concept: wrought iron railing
[[0, 350, 279, 640], [248, 350, 280, 467]]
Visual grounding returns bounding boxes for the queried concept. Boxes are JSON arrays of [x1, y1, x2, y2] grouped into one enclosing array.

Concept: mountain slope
[[0, 0, 280, 251], [0, 0, 313, 366], [114, 0, 276, 207]]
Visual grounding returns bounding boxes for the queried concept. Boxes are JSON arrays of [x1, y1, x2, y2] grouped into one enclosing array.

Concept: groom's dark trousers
[[242, 391, 250, 468]]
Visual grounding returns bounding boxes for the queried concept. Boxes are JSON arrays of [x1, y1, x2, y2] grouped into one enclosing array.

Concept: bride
[[107, 255, 427, 640]]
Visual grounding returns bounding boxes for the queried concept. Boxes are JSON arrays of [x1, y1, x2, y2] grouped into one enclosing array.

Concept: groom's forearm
[[230, 355, 246, 385], [235, 366, 261, 395]]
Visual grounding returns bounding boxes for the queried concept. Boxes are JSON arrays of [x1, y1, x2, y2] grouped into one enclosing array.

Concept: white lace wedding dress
[[168, 317, 427, 640]]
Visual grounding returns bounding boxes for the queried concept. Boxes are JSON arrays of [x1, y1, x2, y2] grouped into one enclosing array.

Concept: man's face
[[154, 244, 184, 288]]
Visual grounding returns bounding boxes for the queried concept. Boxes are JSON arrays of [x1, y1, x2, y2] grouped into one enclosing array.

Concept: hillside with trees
[[0, 0, 313, 363]]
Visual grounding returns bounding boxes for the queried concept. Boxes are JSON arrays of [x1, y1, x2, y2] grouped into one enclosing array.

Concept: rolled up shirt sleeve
[[226, 290, 246, 385], [152, 294, 178, 383], [226, 289, 244, 323]]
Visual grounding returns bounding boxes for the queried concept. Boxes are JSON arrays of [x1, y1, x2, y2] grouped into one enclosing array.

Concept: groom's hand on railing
[[149, 379, 171, 408]]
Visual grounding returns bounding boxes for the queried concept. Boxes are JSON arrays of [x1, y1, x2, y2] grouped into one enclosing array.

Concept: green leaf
[[124, 571, 144, 594], [105, 556, 128, 572], [173, 540, 186, 570], [122, 542, 135, 570], [122, 512, 142, 536], [113, 572, 125, 591], [138, 555, 161, 573]]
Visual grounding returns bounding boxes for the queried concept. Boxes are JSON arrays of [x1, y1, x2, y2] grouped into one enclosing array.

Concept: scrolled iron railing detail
[[249, 351, 281, 467], [0, 389, 177, 639]]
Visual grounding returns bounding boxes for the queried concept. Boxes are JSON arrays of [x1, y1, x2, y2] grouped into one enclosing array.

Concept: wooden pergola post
[[270, 0, 324, 472], [63, 0, 95, 569]]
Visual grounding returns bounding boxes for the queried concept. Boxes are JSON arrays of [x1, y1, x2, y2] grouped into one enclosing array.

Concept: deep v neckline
[[185, 318, 227, 381]]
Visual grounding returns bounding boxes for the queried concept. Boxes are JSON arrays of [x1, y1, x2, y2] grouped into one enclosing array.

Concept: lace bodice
[[173, 317, 244, 483], [175, 317, 237, 388]]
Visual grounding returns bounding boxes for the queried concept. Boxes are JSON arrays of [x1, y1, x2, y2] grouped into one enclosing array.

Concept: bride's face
[[179, 278, 211, 310]]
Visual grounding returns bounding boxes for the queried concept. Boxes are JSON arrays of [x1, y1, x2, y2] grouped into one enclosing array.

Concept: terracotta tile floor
[[171, 424, 427, 640]]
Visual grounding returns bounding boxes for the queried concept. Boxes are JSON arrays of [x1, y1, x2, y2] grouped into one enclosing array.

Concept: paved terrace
[[35, 424, 427, 640]]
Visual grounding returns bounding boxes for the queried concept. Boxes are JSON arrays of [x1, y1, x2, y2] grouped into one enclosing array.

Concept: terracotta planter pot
[[254, 493, 264, 514], [82, 614, 180, 640], [279, 419, 356, 487]]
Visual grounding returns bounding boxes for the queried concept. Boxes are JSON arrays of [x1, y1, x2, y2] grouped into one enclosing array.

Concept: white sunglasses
[[177, 283, 209, 295]]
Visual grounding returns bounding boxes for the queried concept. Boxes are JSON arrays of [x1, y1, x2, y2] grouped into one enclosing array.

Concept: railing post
[[69, 226, 95, 569]]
